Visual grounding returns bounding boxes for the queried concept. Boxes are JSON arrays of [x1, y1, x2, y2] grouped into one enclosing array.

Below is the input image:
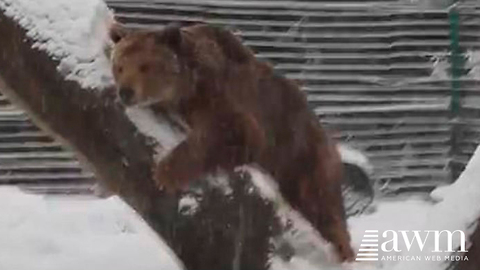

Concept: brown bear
[[109, 23, 354, 262]]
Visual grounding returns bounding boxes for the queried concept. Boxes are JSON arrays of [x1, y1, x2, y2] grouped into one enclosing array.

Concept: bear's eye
[[139, 64, 150, 73], [117, 66, 123, 74]]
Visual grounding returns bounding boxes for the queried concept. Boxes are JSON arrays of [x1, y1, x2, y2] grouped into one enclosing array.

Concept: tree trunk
[[455, 220, 480, 270], [0, 11, 275, 270]]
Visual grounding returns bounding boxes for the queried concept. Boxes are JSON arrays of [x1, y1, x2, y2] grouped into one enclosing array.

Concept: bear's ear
[[109, 23, 127, 44], [157, 23, 183, 52]]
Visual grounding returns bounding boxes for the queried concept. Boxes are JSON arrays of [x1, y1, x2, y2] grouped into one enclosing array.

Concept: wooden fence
[[0, 92, 94, 194]]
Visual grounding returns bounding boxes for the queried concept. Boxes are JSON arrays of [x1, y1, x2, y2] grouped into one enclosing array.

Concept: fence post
[[448, 6, 465, 180]]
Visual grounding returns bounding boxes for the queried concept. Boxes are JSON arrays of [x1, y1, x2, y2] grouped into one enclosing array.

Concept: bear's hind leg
[[280, 173, 354, 262], [303, 171, 354, 262]]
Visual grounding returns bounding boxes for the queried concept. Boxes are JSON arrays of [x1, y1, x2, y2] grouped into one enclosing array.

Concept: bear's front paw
[[336, 242, 355, 263], [152, 163, 187, 195]]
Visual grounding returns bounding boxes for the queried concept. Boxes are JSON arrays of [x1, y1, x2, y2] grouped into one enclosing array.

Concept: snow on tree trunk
[[390, 145, 480, 270]]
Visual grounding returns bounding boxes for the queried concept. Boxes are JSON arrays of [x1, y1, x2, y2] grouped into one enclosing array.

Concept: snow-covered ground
[[0, 188, 183, 270], [0, 185, 434, 270]]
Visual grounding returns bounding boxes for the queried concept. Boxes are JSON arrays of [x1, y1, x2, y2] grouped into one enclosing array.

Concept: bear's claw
[[152, 163, 188, 195]]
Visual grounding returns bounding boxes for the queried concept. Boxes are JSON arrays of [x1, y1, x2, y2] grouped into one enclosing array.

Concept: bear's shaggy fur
[[110, 23, 354, 261]]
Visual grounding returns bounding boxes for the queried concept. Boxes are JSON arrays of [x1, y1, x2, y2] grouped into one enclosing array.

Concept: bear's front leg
[[153, 112, 264, 194], [153, 134, 208, 194]]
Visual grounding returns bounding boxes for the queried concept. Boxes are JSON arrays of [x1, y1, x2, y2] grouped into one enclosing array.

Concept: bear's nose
[[118, 87, 134, 104]]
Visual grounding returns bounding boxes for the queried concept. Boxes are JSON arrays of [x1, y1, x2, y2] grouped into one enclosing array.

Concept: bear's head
[[109, 23, 189, 107]]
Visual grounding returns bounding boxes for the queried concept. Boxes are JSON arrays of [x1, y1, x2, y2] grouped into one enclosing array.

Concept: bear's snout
[[118, 87, 135, 105]]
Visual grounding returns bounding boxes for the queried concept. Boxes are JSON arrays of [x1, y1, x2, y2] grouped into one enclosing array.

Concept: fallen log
[[455, 221, 480, 270]]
